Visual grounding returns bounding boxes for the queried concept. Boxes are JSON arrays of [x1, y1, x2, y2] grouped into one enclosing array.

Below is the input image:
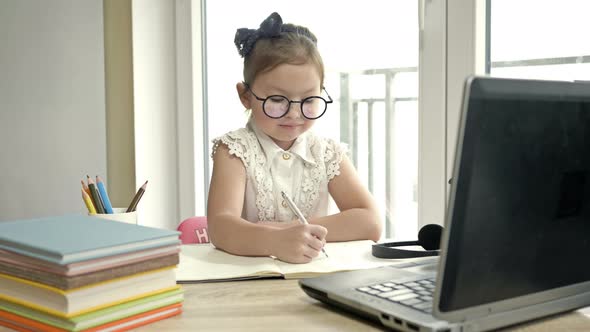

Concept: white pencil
[[281, 191, 329, 258]]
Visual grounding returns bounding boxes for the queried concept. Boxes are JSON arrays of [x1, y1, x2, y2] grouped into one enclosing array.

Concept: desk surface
[[130, 279, 589, 332], [0, 279, 587, 332]]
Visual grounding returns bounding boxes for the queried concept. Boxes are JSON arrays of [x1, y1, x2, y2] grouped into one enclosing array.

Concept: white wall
[[0, 0, 106, 221], [129, 0, 205, 229], [191, 0, 206, 217], [104, 0, 136, 209], [418, 0, 447, 228], [131, 0, 180, 229], [418, 0, 486, 227]]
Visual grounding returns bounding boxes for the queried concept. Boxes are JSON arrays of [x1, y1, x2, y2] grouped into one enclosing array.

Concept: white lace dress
[[211, 121, 347, 223]]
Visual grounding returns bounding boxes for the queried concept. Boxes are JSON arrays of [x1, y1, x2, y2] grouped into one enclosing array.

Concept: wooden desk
[[130, 279, 590, 332]]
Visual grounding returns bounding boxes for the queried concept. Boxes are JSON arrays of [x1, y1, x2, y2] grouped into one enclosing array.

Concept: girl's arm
[[309, 155, 382, 242], [207, 144, 327, 263]]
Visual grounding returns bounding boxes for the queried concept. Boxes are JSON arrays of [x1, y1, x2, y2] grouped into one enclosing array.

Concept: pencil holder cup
[[89, 208, 137, 225]]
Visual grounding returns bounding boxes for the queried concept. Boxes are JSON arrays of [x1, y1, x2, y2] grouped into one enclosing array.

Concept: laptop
[[299, 76, 590, 332]]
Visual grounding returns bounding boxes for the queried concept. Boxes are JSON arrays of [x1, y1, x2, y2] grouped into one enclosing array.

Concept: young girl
[[207, 12, 381, 263]]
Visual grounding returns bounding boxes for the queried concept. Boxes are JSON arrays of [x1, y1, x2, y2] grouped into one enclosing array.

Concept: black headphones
[[372, 224, 443, 259]]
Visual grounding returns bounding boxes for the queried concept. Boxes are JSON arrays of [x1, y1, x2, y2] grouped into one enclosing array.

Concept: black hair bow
[[234, 12, 283, 58]]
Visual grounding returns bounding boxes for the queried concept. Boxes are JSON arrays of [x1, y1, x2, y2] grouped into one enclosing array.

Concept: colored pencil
[[81, 180, 91, 197], [96, 176, 114, 214], [127, 181, 148, 212], [81, 189, 97, 214], [87, 175, 106, 214]]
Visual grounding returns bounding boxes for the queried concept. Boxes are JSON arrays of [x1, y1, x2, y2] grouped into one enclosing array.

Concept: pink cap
[[177, 216, 209, 244]]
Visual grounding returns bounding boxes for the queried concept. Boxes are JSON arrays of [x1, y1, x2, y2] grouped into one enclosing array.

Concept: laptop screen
[[439, 78, 590, 312]]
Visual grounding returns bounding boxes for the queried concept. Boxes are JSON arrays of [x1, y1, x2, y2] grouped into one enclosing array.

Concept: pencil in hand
[[127, 180, 148, 212], [281, 191, 329, 258]]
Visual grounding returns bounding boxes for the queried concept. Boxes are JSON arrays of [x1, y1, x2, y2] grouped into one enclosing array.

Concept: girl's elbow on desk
[[205, 215, 239, 251], [366, 217, 383, 242], [355, 208, 383, 242]]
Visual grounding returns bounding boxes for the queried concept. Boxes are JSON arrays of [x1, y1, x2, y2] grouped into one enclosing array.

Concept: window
[[489, 0, 590, 80], [204, 1, 420, 239]]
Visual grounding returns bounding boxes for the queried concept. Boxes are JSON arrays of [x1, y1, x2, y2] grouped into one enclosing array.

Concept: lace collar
[[248, 120, 317, 166]]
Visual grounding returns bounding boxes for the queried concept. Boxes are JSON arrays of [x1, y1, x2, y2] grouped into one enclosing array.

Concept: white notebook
[[175, 240, 399, 282]]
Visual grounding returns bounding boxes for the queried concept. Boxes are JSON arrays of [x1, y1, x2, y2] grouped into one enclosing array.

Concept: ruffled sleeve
[[324, 139, 349, 181], [211, 126, 276, 222], [211, 128, 256, 168]]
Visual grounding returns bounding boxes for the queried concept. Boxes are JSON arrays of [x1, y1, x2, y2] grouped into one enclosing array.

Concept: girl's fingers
[[307, 235, 325, 252], [302, 245, 320, 260], [308, 224, 328, 241]]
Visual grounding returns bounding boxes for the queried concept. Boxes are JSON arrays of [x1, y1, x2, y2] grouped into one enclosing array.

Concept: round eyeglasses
[[245, 84, 333, 120]]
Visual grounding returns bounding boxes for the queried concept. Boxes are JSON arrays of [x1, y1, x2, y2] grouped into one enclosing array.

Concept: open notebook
[[176, 240, 404, 282]]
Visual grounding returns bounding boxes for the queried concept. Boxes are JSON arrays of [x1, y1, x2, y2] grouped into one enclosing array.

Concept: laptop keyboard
[[356, 277, 435, 313]]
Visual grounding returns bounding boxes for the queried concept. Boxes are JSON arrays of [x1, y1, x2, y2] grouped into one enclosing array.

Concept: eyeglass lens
[[264, 96, 326, 119]]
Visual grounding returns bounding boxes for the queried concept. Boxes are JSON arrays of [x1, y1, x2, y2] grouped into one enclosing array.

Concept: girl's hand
[[269, 223, 328, 263]]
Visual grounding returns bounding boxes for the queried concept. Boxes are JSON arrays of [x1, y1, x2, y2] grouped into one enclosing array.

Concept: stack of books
[[0, 215, 183, 331]]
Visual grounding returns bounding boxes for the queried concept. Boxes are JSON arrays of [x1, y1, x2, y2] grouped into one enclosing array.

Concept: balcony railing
[[339, 55, 590, 239]]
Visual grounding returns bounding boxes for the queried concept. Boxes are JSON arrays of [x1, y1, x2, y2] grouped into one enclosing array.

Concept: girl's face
[[238, 62, 322, 150]]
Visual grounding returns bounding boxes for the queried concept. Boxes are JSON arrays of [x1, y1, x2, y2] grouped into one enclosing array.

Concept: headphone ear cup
[[418, 224, 443, 250], [371, 242, 439, 259], [372, 224, 444, 259]]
